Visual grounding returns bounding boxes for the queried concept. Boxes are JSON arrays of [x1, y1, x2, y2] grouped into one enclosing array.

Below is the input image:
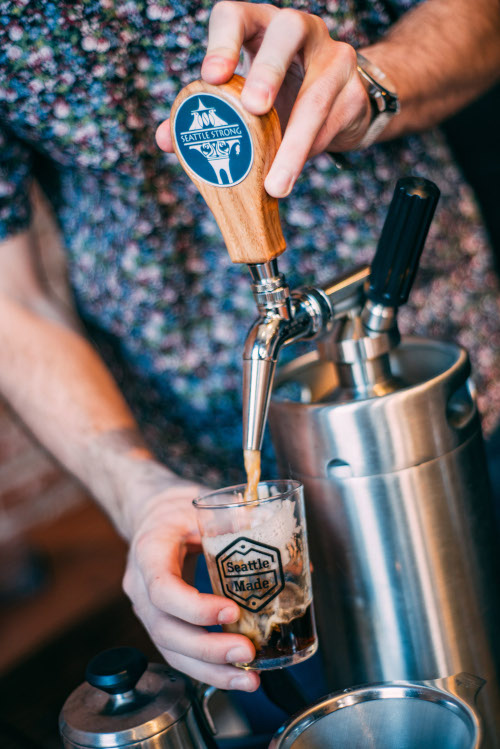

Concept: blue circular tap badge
[[173, 93, 254, 187]]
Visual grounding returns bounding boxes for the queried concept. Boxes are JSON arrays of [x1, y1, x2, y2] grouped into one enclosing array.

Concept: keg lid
[[59, 647, 192, 747]]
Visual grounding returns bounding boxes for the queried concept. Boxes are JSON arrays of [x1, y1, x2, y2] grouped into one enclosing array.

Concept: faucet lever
[[368, 177, 440, 308], [170, 75, 286, 264]]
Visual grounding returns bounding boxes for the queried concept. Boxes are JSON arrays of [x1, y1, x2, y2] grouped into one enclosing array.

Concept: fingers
[[156, 119, 173, 152], [141, 609, 256, 666], [239, 9, 309, 115], [154, 617, 256, 666], [200, 3, 369, 197], [124, 562, 259, 691], [202, 1, 245, 83], [265, 44, 361, 197], [202, 1, 275, 85], [264, 63, 343, 195], [129, 570, 255, 663], [130, 531, 240, 626], [156, 1, 275, 153], [149, 573, 239, 626], [159, 648, 261, 691], [160, 4, 368, 176], [157, 0, 254, 153]]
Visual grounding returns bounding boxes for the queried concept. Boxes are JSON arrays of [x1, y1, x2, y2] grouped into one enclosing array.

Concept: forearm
[[360, 0, 500, 139], [0, 275, 175, 539]]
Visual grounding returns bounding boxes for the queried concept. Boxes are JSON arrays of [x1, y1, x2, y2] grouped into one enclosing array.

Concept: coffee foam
[[202, 498, 299, 564]]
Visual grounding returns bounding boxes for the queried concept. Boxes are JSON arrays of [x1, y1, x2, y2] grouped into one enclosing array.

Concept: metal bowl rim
[[269, 679, 479, 748]]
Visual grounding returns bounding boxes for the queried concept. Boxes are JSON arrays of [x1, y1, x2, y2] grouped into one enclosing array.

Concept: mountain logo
[[173, 93, 253, 187]]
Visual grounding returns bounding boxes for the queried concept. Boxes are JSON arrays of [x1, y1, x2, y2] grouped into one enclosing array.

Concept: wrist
[[84, 427, 183, 539], [115, 456, 183, 540]]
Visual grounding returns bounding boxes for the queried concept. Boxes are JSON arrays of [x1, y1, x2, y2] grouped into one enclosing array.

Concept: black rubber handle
[[85, 647, 148, 695], [367, 177, 440, 307]]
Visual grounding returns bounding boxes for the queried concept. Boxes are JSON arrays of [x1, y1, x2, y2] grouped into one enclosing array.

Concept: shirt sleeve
[[0, 126, 32, 241]]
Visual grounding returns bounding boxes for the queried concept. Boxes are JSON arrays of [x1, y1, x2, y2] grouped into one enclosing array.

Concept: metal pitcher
[[59, 647, 218, 749]]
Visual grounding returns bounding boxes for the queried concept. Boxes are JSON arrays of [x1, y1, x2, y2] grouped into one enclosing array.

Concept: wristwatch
[[355, 52, 400, 149]]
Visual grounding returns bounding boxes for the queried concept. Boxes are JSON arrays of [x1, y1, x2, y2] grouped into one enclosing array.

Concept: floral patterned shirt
[[0, 0, 499, 484]]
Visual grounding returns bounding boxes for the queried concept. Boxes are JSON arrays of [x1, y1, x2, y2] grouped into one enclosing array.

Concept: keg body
[[269, 339, 500, 746]]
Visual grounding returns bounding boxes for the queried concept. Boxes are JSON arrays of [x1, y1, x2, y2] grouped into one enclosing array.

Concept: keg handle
[[316, 178, 441, 398], [437, 672, 486, 704], [362, 177, 440, 333], [194, 683, 218, 736]]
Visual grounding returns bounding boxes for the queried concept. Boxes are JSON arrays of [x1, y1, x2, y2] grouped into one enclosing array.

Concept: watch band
[[355, 52, 400, 149]]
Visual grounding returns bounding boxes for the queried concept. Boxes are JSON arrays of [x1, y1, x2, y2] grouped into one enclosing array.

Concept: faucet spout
[[242, 316, 290, 451], [242, 260, 336, 451]]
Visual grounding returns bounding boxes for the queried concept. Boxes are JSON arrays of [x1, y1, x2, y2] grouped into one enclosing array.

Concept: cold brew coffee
[[194, 480, 317, 670]]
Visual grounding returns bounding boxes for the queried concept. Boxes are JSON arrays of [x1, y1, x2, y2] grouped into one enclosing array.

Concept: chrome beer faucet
[[243, 260, 294, 452], [242, 177, 440, 450], [242, 260, 369, 450], [170, 77, 439, 456]]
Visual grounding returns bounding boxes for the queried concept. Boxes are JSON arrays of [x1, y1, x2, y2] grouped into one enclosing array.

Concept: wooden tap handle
[[170, 75, 286, 264]]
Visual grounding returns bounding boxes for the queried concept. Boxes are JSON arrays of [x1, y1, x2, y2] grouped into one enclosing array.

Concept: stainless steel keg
[[268, 182, 500, 745]]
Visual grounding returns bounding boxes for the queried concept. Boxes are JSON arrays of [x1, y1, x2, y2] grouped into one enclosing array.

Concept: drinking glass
[[194, 480, 317, 670]]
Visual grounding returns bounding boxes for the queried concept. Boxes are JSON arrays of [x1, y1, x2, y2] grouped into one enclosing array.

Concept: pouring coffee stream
[[170, 74, 440, 498]]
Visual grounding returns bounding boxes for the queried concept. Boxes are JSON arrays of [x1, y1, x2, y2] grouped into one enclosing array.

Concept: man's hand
[[123, 479, 260, 691], [157, 0, 500, 197], [0, 232, 259, 692], [156, 1, 371, 197]]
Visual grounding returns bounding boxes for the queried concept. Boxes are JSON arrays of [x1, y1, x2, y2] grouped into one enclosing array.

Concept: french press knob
[[59, 647, 217, 748]]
